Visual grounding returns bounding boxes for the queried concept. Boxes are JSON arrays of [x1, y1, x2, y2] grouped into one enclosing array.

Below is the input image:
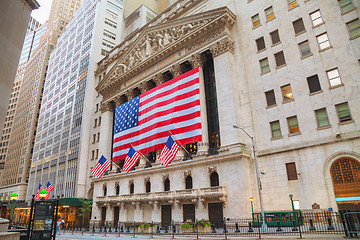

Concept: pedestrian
[[57, 218, 62, 235]]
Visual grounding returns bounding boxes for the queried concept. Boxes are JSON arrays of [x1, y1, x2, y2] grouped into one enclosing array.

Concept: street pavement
[[56, 233, 346, 240]]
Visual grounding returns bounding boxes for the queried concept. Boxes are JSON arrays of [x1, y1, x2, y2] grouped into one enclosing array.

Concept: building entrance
[[183, 204, 195, 222], [161, 205, 172, 226], [114, 207, 119, 226], [330, 158, 360, 211], [101, 207, 106, 226], [208, 203, 223, 227]]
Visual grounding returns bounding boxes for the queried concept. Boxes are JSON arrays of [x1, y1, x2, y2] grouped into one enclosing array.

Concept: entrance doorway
[[161, 205, 172, 226], [101, 207, 106, 226], [114, 207, 119, 227], [208, 203, 223, 227], [183, 204, 195, 222], [330, 158, 360, 211]]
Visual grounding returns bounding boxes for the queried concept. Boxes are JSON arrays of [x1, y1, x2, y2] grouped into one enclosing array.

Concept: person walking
[[56, 218, 62, 235]]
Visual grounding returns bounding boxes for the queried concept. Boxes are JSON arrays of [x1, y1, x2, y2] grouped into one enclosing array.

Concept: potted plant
[[180, 219, 195, 233], [137, 222, 155, 233], [195, 219, 211, 233]]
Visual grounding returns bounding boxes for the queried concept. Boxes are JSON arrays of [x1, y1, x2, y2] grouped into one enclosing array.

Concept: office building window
[[265, 90, 276, 107], [265, 6, 275, 21], [260, 58, 270, 74], [288, 0, 298, 9], [310, 10, 324, 27], [336, 102, 352, 122], [293, 18, 306, 35], [252, 14, 260, 28], [256, 37, 266, 51], [286, 162, 298, 180], [307, 75, 321, 93], [326, 68, 342, 87], [346, 19, 360, 39], [270, 29, 280, 45], [270, 121, 282, 138], [317, 33, 331, 50], [299, 40, 311, 58], [287, 116, 300, 134], [315, 108, 330, 128], [274, 51, 286, 67], [281, 84, 293, 102], [338, 0, 355, 14]]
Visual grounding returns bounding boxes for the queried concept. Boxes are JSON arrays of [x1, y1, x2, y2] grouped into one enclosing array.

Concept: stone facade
[[90, 0, 360, 226]]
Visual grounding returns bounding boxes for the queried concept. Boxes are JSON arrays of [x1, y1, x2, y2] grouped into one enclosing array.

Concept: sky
[[31, 0, 52, 24]]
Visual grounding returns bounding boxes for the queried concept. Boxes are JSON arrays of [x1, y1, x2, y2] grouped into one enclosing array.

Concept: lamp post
[[9, 193, 18, 226], [233, 124, 267, 231], [250, 197, 254, 219], [39, 189, 47, 201], [289, 194, 299, 225]]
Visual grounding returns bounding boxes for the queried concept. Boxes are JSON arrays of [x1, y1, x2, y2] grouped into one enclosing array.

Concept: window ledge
[[309, 89, 323, 96], [329, 83, 344, 90], [288, 132, 301, 137], [271, 41, 281, 47], [339, 120, 354, 125], [283, 99, 294, 104], [341, 7, 357, 16], [266, 17, 276, 23], [253, 24, 262, 30], [301, 53, 313, 60], [261, 70, 271, 75], [266, 104, 277, 109], [312, 22, 325, 29], [350, 35, 360, 41], [295, 30, 306, 37], [257, 48, 266, 54], [276, 64, 287, 70], [317, 125, 331, 130], [288, 5, 299, 11], [319, 46, 333, 52], [271, 136, 283, 141]]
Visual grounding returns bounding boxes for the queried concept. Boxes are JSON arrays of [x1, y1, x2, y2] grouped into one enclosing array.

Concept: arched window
[[146, 181, 151, 193], [164, 178, 170, 191], [103, 186, 107, 196], [116, 185, 120, 195], [130, 183, 134, 194], [185, 175, 193, 189], [210, 172, 219, 187]]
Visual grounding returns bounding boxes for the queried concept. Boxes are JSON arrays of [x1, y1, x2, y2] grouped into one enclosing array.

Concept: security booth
[[253, 211, 303, 227]]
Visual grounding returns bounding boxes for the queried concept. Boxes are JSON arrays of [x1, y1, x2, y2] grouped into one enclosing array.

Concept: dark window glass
[[270, 30, 280, 45], [274, 51, 286, 67], [116, 185, 120, 195], [185, 176, 193, 189], [210, 172, 219, 187], [265, 90, 276, 106], [164, 178, 170, 191], [286, 162, 298, 180], [307, 75, 321, 93], [293, 18, 306, 34], [256, 37, 266, 51], [130, 183, 134, 194], [103, 186, 107, 196], [146, 181, 151, 193]]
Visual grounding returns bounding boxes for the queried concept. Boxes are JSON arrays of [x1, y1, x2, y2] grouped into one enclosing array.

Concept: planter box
[[181, 226, 195, 233], [137, 226, 155, 233], [197, 225, 211, 233]]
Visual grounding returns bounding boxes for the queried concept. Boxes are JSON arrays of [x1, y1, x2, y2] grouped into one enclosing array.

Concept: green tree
[[79, 199, 93, 217]]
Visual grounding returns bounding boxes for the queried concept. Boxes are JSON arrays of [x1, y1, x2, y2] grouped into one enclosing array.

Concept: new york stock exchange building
[[89, 0, 360, 227]]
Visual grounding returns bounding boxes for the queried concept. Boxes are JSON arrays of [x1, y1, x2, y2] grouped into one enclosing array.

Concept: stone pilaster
[[99, 108, 114, 165]]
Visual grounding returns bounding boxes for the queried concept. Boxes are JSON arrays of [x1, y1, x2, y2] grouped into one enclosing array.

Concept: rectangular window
[[256, 37, 266, 51], [293, 18, 306, 35], [94, 119, 97, 127], [287, 116, 300, 134], [307, 75, 321, 93], [260, 58, 270, 73], [317, 33, 331, 50], [270, 121, 282, 138], [315, 108, 330, 128], [97, 132, 100, 142], [93, 134, 96, 143], [96, 149, 99, 159], [91, 150, 94, 160], [274, 51, 286, 67], [281, 84, 293, 102], [336, 102, 352, 122], [270, 30, 280, 45], [252, 14, 260, 28], [98, 116, 101, 126], [286, 162, 298, 180], [326, 68, 342, 87], [265, 90, 276, 107], [347, 19, 360, 39], [288, 0, 298, 9], [265, 6, 275, 21], [299, 40, 311, 58], [338, 0, 355, 13], [310, 10, 324, 27]]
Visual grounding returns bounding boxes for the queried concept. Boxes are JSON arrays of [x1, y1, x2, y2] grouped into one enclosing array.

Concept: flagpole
[[168, 131, 193, 158], [130, 143, 152, 164]]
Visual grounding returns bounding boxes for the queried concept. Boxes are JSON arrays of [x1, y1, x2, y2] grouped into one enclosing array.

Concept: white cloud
[[31, 0, 53, 24]]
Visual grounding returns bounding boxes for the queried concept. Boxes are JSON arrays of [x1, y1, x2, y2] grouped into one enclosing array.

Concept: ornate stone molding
[[208, 166, 217, 174], [184, 170, 191, 178], [171, 64, 182, 77], [209, 37, 234, 58], [163, 173, 169, 181], [100, 102, 113, 113], [144, 176, 150, 183], [189, 53, 206, 68]]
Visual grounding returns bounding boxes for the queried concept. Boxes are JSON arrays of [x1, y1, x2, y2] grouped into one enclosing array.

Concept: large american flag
[[35, 183, 44, 200], [113, 68, 202, 162]]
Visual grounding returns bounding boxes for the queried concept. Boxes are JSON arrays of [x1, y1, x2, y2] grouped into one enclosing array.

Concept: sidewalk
[[56, 233, 346, 240]]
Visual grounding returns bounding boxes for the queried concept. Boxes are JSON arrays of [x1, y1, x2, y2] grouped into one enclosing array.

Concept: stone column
[[99, 102, 114, 163], [152, 201, 161, 222], [210, 38, 241, 147], [105, 204, 114, 227], [189, 53, 209, 154], [133, 202, 142, 222], [119, 203, 127, 222]]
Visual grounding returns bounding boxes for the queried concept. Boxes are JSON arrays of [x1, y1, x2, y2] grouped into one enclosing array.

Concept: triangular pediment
[[96, 6, 235, 94]]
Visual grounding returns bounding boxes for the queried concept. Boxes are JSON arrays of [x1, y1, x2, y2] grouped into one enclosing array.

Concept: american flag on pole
[[123, 146, 141, 173], [159, 136, 180, 167], [113, 68, 202, 161], [35, 183, 44, 200], [91, 155, 111, 178], [45, 181, 54, 200]]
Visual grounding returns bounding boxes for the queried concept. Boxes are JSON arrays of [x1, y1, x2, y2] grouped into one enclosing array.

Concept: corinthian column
[[100, 102, 114, 165]]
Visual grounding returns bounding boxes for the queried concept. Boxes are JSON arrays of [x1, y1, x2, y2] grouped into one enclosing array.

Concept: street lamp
[[250, 197, 254, 219], [9, 193, 18, 226], [39, 189, 47, 200], [289, 194, 300, 225], [233, 124, 267, 231]]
